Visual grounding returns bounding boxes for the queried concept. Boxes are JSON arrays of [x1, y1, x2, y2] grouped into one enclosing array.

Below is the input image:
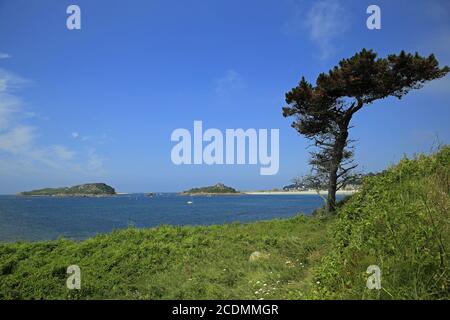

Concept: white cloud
[[52, 145, 76, 161], [214, 69, 244, 97], [0, 125, 35, 153], [0, 94, 21, 130], [87, 148, 104, 172], [0, 68, 27, 92], [284, 0, 350, 60], [305, 0, 349, 60], [70, 132, 109, 146], [0, 79, 7, 92], [0, 52, 11, 59], [0, 67, 105, 179]]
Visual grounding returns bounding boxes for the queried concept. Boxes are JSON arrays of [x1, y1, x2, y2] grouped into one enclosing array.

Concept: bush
[[312, 147, 450, 299]]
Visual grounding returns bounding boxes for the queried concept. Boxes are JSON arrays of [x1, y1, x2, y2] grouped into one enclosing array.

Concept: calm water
[[0, 193, 340, 242]]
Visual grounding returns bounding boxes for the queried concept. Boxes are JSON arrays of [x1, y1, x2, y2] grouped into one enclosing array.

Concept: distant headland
[[181, 183, 240, 195], [19, 183, 116, 197]]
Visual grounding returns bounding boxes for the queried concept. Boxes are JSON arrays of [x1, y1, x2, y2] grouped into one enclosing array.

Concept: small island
[[19, 183, 116, 197], [181, 183, 240, 195]]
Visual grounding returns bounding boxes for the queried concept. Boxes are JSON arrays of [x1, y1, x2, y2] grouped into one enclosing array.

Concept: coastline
[[17, 193, 117, 197], [179, 192, 243, 196], [243, 190, 357, 195]]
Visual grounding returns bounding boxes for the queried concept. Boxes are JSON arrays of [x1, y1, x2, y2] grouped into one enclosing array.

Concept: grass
[[1, 147, 449, 300], [0, 215, 333, 299], [311, 146, 450, 300]]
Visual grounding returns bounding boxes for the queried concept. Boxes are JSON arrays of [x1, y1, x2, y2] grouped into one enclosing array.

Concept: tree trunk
[[326, 163, 338, 213], [326, 120, 350, 214]]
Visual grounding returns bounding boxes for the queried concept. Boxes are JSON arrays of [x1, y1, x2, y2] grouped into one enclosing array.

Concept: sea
[[0, 193, 343, 242]]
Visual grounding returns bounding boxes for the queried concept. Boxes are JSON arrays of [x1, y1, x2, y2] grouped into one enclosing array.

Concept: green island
[[18, 183, 116, 197], [181, 183, 240, 195], [0, 147, 448, 299]]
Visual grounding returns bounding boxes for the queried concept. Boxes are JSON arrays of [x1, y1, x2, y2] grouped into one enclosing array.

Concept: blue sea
[[0, 193, 341, 242]]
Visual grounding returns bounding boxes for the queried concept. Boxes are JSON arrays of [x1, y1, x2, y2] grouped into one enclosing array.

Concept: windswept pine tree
[[283, 49, 449, 213]]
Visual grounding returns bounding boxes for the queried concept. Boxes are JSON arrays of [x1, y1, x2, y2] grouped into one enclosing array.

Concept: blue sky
[[0, 0, 449, 193]]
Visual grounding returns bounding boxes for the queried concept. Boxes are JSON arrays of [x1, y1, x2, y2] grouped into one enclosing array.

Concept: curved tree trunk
[[326, 164, 338, 213], [326, 119, 350, 214]]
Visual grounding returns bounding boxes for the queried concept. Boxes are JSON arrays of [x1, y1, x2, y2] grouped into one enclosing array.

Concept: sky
[[0, 0, 449, 193]]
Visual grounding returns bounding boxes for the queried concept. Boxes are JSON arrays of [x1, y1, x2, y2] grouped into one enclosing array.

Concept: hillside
[[310, 146, 450, 299], [19, 183, 116, 196], [1, 147, 448, 299]]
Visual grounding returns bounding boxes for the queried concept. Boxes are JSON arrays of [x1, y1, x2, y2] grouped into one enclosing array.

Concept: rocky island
[[181, 183, 240, 195], [19, 183, 116, 197]]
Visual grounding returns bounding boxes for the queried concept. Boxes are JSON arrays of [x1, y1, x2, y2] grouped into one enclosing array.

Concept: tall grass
[[311, 147, 450, 299]]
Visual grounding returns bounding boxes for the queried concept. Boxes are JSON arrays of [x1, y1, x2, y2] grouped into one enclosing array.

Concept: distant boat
[[187, 201, 193, 204]]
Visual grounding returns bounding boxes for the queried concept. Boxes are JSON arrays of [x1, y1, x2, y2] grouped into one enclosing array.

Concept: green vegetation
[[1, 147, 448, 299], [0, 215, 330, 299], [19, 183, 116, 196], [310, 146, 450, 299], [182, 183, 240, 195]]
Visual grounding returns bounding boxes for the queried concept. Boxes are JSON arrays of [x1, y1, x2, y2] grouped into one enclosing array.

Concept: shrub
[[312, 147, 450, 299]]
